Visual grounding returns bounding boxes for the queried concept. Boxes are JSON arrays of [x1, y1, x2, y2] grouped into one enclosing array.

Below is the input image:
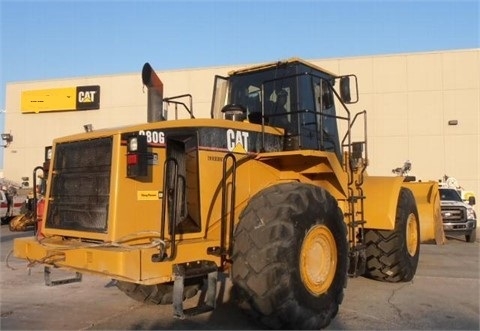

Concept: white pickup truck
[[0, 189, 29, 224], [439, 187, 477, 243]]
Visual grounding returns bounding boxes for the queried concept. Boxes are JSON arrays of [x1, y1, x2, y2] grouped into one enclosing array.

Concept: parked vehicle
[[0, 187, 29, 225], [439, 187, 477, 242]]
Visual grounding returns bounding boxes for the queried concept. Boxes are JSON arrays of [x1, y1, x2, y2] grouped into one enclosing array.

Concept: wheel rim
[[406, 213, 419, 256], [299, 225, 337, 296]]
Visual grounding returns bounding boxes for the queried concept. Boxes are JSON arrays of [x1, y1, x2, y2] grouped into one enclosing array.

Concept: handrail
[[32, 166, 45, 237], [221, 153, 237, 258], [160, 157, 179, 261], [164, 94, 195, 119]]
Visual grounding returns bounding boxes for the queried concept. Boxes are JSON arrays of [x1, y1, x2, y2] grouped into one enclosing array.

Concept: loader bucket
[[403, 181, 445, 245]]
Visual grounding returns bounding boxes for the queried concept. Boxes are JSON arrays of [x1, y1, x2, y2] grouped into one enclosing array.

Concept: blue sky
[[1, 0, 479, 109], [0, 0, 479, 163]]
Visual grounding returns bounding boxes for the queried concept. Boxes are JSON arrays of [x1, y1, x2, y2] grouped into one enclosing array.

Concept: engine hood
[[440, 200, 467, 208]]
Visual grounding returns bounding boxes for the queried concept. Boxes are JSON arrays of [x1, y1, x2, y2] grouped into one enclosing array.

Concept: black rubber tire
[[116, 277, 202, 305], [466, 229, 476, 243], [364, 187, 420, 282], [231, 182, 348, 329]]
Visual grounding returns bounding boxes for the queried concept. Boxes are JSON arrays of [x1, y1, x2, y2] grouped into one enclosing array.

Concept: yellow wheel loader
[[13, 58, 442, 329]]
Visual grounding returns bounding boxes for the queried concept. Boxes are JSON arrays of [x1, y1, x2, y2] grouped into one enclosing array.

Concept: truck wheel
[[231, 182, 348, 329], [1, 217, 10, 225], [116, 278, 201, 305], [364, 187, 420, 282], [466, 230, 476, 243]]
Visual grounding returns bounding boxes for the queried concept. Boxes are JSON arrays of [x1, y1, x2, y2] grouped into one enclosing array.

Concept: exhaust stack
[[142, 62, 164, 122]]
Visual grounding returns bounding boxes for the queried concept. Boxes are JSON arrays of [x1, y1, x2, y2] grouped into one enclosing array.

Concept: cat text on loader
[[13, 58, 442, 329]]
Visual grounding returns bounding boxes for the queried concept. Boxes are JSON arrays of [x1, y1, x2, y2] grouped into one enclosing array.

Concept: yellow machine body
[[14, 119, 440, 283], [12, 58, 443, 329]]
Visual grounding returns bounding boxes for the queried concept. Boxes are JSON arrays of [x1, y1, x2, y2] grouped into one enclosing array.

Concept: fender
[[362, 176, 404, 231], [403, 180, 444, 244], [363, 176, 444, 244]]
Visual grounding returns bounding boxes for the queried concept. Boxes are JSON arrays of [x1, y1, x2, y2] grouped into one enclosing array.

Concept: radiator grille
[[46, 138, 112, 232], [441, 207, 466, 223]]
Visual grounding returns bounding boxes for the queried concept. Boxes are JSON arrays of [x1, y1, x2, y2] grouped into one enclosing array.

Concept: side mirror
[[468, 196, 476, 206], [339, 75, 359, 104], [340, 76, 351, 103]]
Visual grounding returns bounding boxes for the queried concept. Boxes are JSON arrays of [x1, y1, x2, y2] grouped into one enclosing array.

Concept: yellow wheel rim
[[406, 213, 419, 257], [299, 225, 337, 296]]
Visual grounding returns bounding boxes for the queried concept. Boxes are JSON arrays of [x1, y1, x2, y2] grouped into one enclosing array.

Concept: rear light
[[126, 135, 148, 178], [127, 154, 139, 165]]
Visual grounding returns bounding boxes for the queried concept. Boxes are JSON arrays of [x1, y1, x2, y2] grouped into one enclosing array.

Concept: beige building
[[3, 48, 480, 197]]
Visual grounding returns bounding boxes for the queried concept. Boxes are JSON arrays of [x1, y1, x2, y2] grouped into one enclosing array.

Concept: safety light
[[45, 146, 53, 161], [43, 146, 52, 173], [127, 135, 148, 178], [128, 137, 139, 152]]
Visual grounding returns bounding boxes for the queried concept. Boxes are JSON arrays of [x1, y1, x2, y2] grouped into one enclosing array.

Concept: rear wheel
[[116, 278, 202, 305], [231, 182, 348, 329], [364, 187, 420, 282]]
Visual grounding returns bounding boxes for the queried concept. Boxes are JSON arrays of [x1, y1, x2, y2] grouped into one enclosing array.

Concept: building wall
[[4, 49, 479, 196], [314, 49, 479, 196]]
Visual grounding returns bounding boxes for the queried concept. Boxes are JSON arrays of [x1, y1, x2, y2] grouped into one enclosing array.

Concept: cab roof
[[228, 57, 338, 78]]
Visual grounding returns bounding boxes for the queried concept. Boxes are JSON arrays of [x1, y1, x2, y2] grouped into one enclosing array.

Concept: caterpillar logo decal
[[21, 85, 101, 113], [226, 129, 249, 153], [76, 85, 100, 110]]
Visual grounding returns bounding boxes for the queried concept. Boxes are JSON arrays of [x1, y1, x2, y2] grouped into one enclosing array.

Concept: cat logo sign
[[76, 85, 100, 110], [21, 85, 100, 113]]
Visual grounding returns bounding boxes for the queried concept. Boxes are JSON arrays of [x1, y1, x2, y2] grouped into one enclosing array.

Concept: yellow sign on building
[[21, 85, 100, 113]]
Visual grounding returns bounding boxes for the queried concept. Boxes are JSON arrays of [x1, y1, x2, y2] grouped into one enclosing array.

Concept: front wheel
[[231, 182, 348, 329], [466, 229, 476, 243], [364, 187, 420, 282]]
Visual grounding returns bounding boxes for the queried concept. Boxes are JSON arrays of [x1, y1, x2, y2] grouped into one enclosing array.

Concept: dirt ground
[[1, 225, 478, 330]]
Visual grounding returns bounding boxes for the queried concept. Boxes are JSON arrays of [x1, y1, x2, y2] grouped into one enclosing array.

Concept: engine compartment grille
[[441, 207, 466, 223], [45, 138, 112, 232]]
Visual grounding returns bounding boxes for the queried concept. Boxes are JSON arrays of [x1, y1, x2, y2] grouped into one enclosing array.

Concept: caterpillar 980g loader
[[13, 58, 442, 329]]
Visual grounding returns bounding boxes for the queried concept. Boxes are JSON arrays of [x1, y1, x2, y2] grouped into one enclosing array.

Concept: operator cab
[[211, 58, 357, 160]]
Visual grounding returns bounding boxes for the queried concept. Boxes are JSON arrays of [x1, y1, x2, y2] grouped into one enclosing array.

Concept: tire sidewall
[[232, 182, 348, 328], [290, 191, 348, 309], [398, 188, 420, 280]]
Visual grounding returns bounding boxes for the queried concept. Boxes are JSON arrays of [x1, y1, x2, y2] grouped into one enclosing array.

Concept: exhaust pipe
[[142, 62, 164, 122]]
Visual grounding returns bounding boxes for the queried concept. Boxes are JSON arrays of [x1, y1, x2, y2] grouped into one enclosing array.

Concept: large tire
[[364, 187, 420, 282], [231, 182, 348, 329], [116, 277, 202, 305]]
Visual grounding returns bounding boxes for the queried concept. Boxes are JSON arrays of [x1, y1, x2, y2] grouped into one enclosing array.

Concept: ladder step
[[44, 266, 82, 286], [173, 269, 218, 319], [348, 195, 366, 202], [349, 220, 366, 227], [184, 304, 214, 317]]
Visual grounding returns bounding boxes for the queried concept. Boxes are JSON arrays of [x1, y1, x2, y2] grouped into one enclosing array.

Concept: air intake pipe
[[142, 62, 165, 122]]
